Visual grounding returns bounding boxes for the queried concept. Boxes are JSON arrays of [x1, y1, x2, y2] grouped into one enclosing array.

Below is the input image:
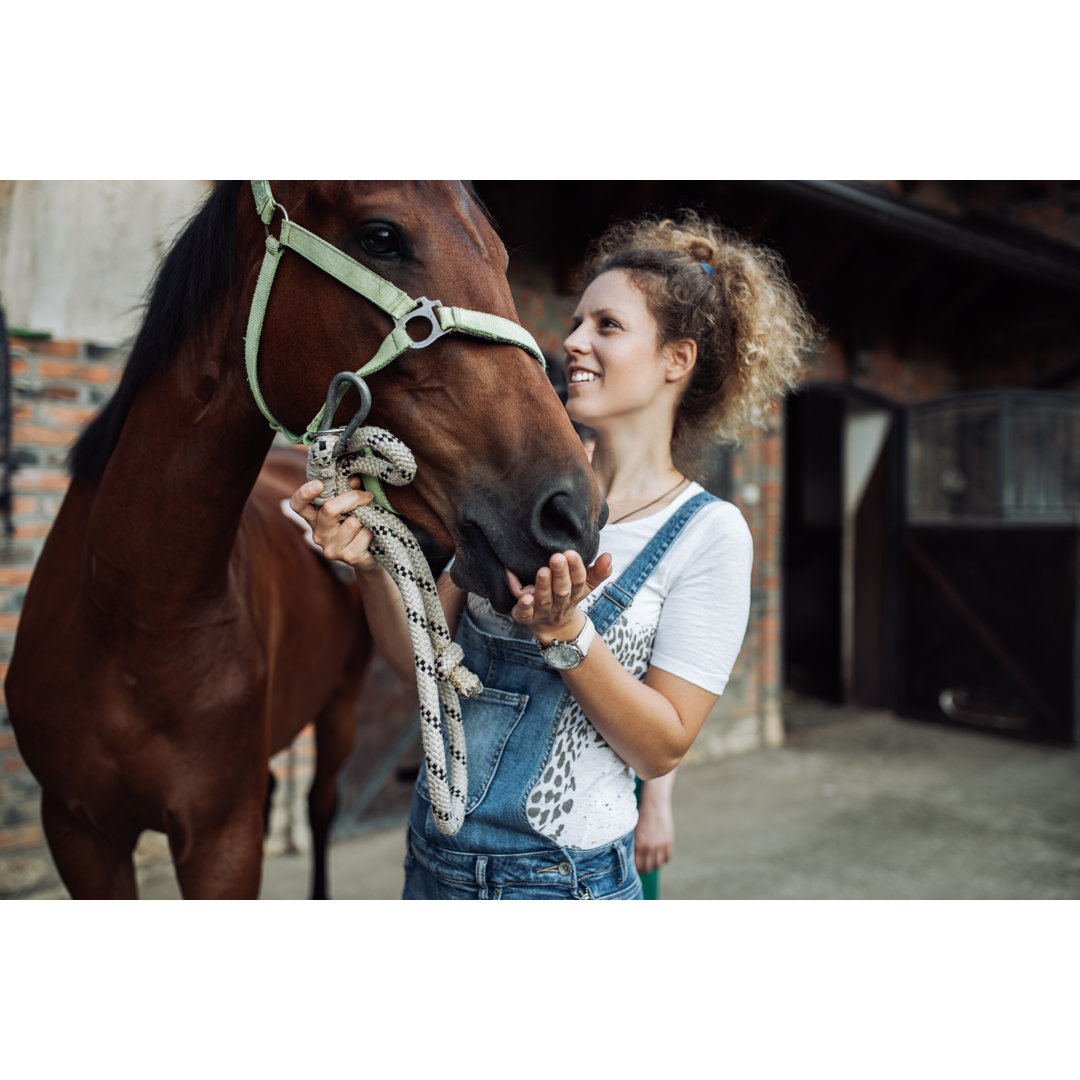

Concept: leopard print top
[[523, 603, 654, 847]]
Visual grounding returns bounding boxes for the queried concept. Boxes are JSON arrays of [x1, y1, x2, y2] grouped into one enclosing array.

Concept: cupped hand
[[506, 550, 613, 641], [289, 477, 379, 572]]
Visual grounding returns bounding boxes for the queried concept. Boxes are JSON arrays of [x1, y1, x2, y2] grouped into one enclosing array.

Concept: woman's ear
[[664, 338, 697, 383]]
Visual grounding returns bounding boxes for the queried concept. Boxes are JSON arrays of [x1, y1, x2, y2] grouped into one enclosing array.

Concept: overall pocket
[[417, 686, 529, 814]]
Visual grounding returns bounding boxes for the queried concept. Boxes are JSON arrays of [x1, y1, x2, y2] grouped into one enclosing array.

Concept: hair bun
[[686, 238, 715, 263]]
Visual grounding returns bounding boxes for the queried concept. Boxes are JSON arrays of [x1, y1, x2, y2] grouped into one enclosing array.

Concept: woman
[[291, 210, 817, 899]]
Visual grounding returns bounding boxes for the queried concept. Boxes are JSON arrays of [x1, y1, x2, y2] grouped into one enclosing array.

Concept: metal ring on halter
[[316, 371, 373, 456], [263, 201, 290, 238], [396, 296, 448, 349]]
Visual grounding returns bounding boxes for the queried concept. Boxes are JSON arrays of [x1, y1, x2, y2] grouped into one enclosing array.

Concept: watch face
[[542, 643, 584, 669]]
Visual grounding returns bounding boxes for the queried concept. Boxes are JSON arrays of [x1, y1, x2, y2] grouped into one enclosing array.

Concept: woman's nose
[[563, 324, 588, 354]]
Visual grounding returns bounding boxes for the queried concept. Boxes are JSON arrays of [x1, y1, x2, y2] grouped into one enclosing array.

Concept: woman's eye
[[359, 223, 401, 257]]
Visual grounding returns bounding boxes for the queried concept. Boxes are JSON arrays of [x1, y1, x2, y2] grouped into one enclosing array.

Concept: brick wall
[[877, 181, 1080, 250], [815, 336, 960, 404], [0, 335, 126, 895], [0, 332, 379, 896], [686, 417, 789, 763]]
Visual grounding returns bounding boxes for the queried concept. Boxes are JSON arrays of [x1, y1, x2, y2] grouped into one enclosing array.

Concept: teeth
[[569, 371, 599, 383]]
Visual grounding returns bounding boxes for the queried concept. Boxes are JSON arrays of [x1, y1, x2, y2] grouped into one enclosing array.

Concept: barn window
[[906, 390, 1080, 526]]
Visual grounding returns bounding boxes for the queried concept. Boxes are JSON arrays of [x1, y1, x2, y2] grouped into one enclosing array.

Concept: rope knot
[[435, 641, 483, 699]]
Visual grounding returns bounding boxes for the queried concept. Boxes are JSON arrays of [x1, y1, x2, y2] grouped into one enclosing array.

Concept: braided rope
[[306, 427, 479, 835]]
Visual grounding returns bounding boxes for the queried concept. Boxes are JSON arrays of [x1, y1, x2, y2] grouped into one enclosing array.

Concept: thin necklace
[[609, 477, 689, 524]]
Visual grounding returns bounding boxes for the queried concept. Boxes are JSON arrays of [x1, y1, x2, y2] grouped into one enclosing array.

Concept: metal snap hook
[[316, 371, 372, 456], [395, 296, 447, 349]]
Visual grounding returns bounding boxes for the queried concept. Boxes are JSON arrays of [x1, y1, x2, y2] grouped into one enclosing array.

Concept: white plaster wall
[[0, 180, 211, 344]]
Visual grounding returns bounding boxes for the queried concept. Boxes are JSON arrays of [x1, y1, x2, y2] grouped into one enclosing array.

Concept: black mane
[[69, 180, 244, 480]]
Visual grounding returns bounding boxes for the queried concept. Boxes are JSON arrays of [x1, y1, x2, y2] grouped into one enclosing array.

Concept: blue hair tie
[[698, 261, 714, 277]]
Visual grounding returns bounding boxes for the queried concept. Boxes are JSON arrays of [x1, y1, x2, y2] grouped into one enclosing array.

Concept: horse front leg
[[168, 800, 266, 900], [41, 791, 138, 899]]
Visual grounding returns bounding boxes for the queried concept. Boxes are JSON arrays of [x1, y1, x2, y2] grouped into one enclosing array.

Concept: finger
[[324, 518, 374, 565], [312, 502, 364, 550], [340, 525, 376, 566], [511, 594, 535, 624], [318, 510, 363, 552], [564, 551, 588, 590], [532, 565, 554, 611], [506, 568, 527, 599], [506, 570, 536, 623], [289, 480, 324, 520], [320, 488, 374, 520], [585, 552, 614, 591], [548, 553, 573, 600]]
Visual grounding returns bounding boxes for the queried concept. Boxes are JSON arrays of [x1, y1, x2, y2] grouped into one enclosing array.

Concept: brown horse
[[6, 181, 604, 899]]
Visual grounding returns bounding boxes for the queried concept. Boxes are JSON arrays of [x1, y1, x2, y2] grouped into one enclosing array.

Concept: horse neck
[[86, 330, 275, 619]]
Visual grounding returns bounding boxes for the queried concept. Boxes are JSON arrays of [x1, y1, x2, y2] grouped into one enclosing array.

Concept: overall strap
[[588, 491, 718, 636]]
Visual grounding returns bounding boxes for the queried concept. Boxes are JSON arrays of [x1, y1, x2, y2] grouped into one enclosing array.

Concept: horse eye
[[359, 223, 401, 257]]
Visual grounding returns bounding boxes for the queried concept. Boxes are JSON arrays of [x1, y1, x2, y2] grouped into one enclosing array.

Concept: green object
[[244, 181, 547, 511], [640, 865, 659, 900]]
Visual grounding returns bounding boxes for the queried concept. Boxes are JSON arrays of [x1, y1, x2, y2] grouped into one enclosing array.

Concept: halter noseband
[[244, 180, 547, 449]]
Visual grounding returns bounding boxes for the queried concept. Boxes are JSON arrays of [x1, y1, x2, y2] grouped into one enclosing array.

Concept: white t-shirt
[[464, 482, 753, 849]]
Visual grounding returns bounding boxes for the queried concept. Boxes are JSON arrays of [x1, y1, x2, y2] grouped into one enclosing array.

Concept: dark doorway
[[783, 385, 901, 709], [784, 390, 844, 702]]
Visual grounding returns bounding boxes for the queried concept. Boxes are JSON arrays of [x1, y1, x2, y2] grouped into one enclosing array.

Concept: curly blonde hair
[[576, 210, 821, 472]]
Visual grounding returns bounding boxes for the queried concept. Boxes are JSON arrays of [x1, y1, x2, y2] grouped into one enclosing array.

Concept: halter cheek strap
[[244, 180, 547, 447]]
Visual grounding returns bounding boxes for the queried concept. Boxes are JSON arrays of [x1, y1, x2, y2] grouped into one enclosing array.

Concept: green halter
[[244, 180, 547, 449]]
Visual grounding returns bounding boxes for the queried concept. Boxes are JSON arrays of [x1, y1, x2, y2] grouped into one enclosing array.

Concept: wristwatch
[[536, 615, 596, 670]]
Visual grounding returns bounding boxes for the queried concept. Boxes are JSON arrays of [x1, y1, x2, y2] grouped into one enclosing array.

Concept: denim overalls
[[404, 491, 717, 900]]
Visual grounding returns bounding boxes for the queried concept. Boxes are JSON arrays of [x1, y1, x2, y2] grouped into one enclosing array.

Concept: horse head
[[240, 181, 606, 612]]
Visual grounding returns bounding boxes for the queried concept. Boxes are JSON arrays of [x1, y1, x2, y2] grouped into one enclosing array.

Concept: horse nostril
[[534, 484, 596, 557]]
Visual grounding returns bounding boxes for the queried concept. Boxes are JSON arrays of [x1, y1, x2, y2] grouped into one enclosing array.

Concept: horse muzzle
[[451, 472, 607, 613]]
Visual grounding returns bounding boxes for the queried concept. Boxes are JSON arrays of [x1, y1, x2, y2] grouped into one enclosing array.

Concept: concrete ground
[[136, 705, 1080, 900]]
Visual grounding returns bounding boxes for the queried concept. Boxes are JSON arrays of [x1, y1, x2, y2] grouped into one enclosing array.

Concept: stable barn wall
[[0, 181, 211, 344]]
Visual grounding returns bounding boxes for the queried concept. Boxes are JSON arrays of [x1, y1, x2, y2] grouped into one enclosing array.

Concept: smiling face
[[563, 269, 677, 433]]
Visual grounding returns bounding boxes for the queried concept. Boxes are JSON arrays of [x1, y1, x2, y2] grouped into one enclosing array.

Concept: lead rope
[[306, 424, 478, 836]]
